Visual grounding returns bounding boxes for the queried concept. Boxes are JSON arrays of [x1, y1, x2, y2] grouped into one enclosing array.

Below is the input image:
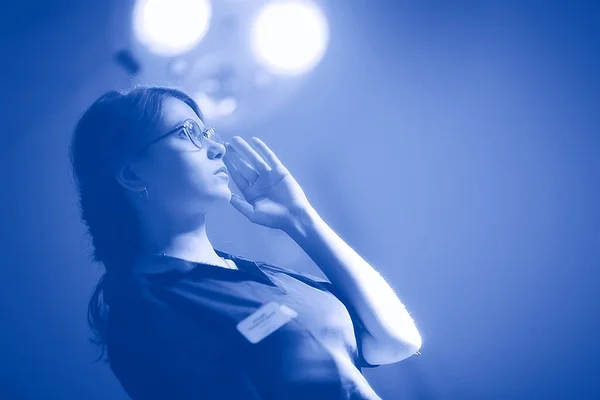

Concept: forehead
[[161, 96, 205, 130]]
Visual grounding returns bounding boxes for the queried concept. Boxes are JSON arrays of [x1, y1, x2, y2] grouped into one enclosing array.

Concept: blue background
[[0, 1, 598, 398]]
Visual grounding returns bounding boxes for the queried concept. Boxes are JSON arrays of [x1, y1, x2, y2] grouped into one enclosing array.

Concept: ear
[[115, 163, 147, 192]]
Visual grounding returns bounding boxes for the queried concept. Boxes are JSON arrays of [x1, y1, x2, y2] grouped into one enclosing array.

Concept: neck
[[137, 211, 224, 268]]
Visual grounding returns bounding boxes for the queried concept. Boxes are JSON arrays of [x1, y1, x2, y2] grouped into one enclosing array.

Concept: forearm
[[284, 206, 422, 350]]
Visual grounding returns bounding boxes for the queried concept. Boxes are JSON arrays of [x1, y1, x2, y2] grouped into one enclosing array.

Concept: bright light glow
[[133, 0, 212, 57], [251, 1, 329, 76], [194, 92, 238, 119]]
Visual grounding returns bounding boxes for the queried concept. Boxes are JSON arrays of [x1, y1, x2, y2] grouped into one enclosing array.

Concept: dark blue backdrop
[[0, 1, 598, 399]]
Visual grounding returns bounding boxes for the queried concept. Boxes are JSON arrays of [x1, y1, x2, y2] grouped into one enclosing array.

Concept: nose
[[206, 140, 227, 160]]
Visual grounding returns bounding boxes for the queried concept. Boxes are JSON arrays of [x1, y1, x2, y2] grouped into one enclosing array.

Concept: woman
[[70, 86, 422, 399]]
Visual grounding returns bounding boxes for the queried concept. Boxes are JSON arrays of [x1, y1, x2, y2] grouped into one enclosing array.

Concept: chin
[[189, 184, 232, 212], [210, 185, 233, 204]]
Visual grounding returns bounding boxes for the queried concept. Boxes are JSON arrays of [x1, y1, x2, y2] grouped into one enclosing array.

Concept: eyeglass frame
[[137, 118, 223, 153]]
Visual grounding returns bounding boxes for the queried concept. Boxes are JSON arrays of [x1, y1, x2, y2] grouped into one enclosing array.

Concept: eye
[[177, 129, 188, 139], [190, 128, 203, 140]]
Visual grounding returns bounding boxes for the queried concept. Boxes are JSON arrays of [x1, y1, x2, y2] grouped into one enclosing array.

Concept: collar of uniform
[[136, 250, 278, 287], [216, 249, 279, 287]]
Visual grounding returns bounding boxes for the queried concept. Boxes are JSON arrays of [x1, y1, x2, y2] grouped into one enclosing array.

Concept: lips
[[215, 166, 228, 175]]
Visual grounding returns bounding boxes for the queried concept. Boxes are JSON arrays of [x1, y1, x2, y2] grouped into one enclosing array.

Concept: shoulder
[[219, 249, 338, 293], [218, 249, 330, 284], [107, 275, 227, 358], [256, 261, 342, 299], [259, 262, 326, 282]]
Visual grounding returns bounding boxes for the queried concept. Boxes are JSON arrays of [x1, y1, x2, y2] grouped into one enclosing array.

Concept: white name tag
[[236, 301, 298, 344]]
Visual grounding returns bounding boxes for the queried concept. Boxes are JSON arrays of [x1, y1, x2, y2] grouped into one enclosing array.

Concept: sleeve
[[259, 263, 381, 369], [108, 303, 263, 400]]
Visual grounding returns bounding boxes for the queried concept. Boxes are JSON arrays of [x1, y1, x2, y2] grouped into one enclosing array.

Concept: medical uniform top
[[107, 250, 382, 399]]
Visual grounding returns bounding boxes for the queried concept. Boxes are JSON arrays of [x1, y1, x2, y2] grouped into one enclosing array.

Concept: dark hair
[[70, 85, 202, 361]]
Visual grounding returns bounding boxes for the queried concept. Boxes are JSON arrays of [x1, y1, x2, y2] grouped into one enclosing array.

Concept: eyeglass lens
[[185, 121, 223, 148]]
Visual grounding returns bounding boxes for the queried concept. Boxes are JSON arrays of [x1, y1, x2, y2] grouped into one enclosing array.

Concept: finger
[[231, 136, 271, 173], [225, 159, 251, 190], [230, 193, 255, 220], [251, 137, 287, 171], [225, 147, 259, 185]]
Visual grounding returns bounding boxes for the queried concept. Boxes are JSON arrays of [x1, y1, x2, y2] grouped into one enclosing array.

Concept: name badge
[[237, 301, 298, 344]]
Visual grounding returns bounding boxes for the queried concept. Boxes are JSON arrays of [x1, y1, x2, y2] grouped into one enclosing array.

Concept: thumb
[[230, 193, 255, 220]]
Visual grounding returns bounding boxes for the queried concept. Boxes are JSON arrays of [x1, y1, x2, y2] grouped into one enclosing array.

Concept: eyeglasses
[[139, 118, 224, 152]]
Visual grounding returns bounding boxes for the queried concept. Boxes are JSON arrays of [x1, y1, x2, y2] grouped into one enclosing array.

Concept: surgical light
[[250, 1, 329, 76], [132, 0, 212, 57]]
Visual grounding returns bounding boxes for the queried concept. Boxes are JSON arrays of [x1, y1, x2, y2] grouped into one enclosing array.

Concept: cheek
[[154, 153, 213, 192]]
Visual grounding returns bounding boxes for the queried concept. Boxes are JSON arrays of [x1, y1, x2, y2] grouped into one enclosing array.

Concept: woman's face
[[127, 97, 231, 218]]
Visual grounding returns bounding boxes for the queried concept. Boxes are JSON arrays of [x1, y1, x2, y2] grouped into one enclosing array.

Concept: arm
[[284, 206, 422, 365], [222, 136, 421, 363]]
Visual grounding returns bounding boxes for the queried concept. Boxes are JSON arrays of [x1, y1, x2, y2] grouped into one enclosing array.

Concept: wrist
[[283, 204, 320, 241]]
